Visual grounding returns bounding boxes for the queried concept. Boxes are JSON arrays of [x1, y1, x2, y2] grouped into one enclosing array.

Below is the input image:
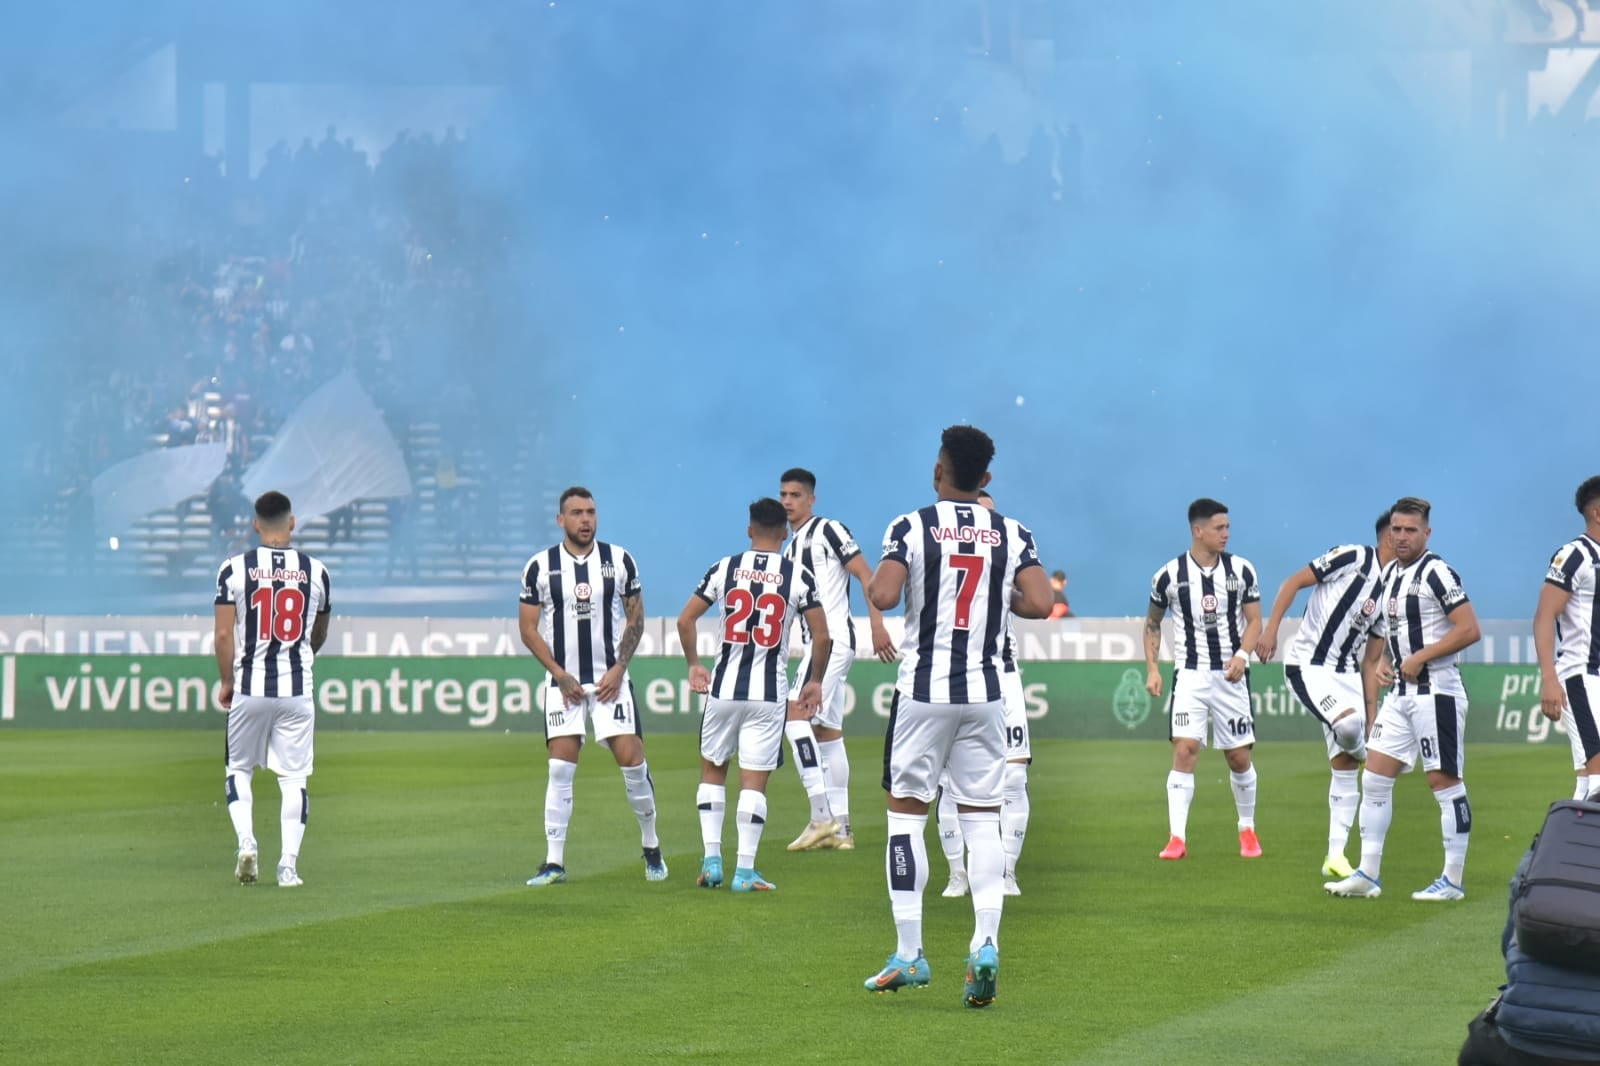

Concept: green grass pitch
[[0, 731, 1571, 1064]]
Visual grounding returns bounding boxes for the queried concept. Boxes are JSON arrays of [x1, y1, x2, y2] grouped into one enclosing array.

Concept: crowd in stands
[[24, 124, 520, 563]]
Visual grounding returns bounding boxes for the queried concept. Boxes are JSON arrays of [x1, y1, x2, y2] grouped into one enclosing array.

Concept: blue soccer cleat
[[526, 862, 567, 887], [963, 938, 999, 1008], [697, 856, 724, 889], [864, 951, 930, 993], [730, 867, 775, 892]]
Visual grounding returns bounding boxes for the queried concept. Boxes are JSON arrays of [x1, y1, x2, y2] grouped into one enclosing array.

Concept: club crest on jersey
[[599, 564, 616, 580], [1224, 577, 1242, 593]]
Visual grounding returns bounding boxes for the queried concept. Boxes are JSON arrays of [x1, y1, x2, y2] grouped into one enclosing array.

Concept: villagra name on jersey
[[732, 569, 785, 585], [930, 526, 1003, 545], [247, 567, 310, 583]]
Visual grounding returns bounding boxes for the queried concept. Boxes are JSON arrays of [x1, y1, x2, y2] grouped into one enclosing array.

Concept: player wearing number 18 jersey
[[676, 498, 831, 893], [213, 491, 332, 889], [864, 425, 1052, 1009], [1144, 498, 1264, 862]]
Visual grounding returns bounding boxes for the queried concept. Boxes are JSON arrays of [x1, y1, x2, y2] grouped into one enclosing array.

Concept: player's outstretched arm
[[1533, 582, 1572, 722], [677, 594, 714, 693], [1258, 565, 1317, 663], [1143, 601, 1166, 698], [845, 553, 897, 661], [213, 604, 236, 708]]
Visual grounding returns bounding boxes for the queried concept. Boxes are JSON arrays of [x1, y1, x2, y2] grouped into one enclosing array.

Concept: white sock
[[1229, 766, 1258, 830], [1328, 768, 1360, 856], [961, 810, 1003, 953], [819, 737, 851, 834], [1166, 770, 1195, 840], [278, 776, 307, 869], [621, 762, 659, 848], [697, 783, 726, 858], [544, 758, 577, 866], [886, 811, 929, 960], [735, 790, 768, 870], [1435, 782, 1471, 885], [1357, 770, 1395, 880], [226, 770, 255, 851], [936, 786, 965, 873], [1001, 763, 1029, 878], [786, 721, 832, 822], [1576, 774, 1592, 802]]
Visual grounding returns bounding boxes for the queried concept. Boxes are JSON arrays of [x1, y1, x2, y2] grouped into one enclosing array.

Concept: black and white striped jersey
[[215, 546, 332, 698], [784, 516, 860, 653], [1374, 550, 1470, 696], [1284, 544, 1386, 673], [694, 551, 821, 702], [520, 542, 641, 686], [1545, 534, 1600, 678], [1150, 552, 1262, 671], [881, 500, 1041, 704]]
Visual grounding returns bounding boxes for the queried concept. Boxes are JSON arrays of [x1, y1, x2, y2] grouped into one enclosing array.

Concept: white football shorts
[[883, 693, 1004, 806], [1284, 663, 1366, 761], [1369, 690, 1467, 777], [1001, 667, 1031, 762], [226, 694, 315, 777], [792, 640, 855, 731], [543, 680, 640, 746], [1167, 667, 1256, 750], [700, 697, 786, 771]]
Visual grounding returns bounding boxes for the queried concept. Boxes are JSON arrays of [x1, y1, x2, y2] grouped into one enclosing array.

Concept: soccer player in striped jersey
[[937, 488, 1033, 898], [518, 487, 664, 886], [1326, 497, 1482, 902], [778, 468, 896, 852], [213, 491, 332, 889], [1258, 509, 1394, 879], [1533, 475, 1600, 802], [863, 425, 1052, 1008], [676, 498, 832, 893], [1145, 498, 1264, 861]]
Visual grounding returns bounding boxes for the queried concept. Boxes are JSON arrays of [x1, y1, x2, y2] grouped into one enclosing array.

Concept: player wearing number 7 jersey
[[1144, 498, 1264, 862], [864, 425, 1052, 1009], [213, 491, 332, 889], [676, 497, 831, 893]]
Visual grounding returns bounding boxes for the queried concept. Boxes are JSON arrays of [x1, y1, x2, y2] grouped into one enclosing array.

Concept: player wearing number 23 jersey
[[213, 491, 332, 889], [676, 497, 831, 893]]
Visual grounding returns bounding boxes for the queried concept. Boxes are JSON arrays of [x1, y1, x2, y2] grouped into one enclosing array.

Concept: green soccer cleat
[[864, 951, 930, 993], [963, 938, 999, 1008], [697, 856, 723, 889]]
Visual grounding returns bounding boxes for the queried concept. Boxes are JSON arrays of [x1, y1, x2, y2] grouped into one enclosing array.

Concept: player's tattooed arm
[[1143, 602, 1166, 697], [617, 593, 645, 668]]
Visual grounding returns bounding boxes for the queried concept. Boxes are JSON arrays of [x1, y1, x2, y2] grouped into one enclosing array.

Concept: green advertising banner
[[0, 655, 1580, 750]]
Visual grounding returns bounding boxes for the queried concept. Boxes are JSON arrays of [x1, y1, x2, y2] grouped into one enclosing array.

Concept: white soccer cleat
[[277, 865, 304, 888], [1410, 876, 1464, 902], [1002, 873, 1021, 897], [1323, 870, 1382, 898], [235, 849, 258, 885], [942, 870, 970, 897], [786, 818, 841, 852]]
